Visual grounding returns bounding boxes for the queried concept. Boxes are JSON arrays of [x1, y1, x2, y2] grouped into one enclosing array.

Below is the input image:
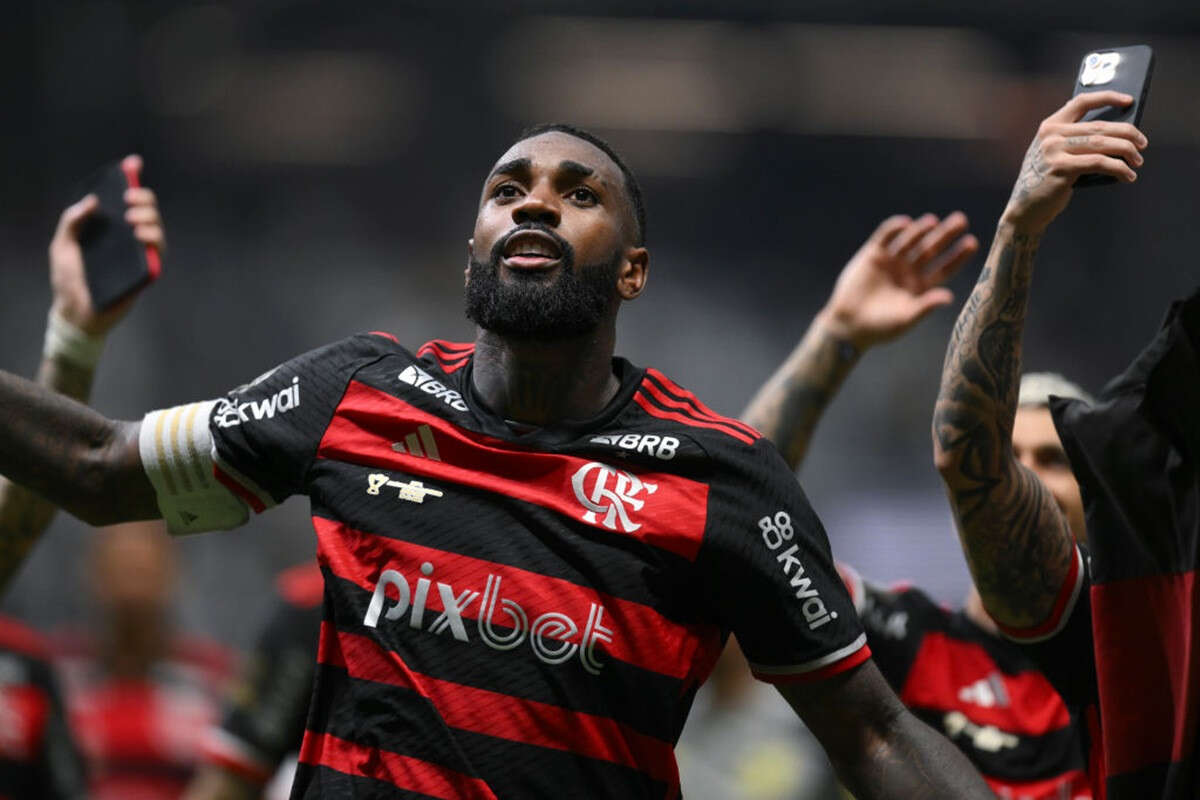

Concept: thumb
[[55, 194, 99, 241], [912, 287, 955, 321]]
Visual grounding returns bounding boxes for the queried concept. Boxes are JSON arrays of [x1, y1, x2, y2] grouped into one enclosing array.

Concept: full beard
[[464, 230, 621, 339]]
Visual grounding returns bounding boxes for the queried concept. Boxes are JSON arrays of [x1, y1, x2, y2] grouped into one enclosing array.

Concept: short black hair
[[515, 123, 646, 246]]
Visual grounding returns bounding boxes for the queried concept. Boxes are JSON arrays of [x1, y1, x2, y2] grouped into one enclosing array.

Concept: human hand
[[819, 213, 978, 351], [48, 155, 165, 337], [1001, 92, 1147, 233]]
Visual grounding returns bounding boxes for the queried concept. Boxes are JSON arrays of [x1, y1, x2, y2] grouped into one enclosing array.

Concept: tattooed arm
[[779, 662, 993, 799], [0, 157, 164, 589], [932, 91, 1147, 629], [742, 214, 977, 468]]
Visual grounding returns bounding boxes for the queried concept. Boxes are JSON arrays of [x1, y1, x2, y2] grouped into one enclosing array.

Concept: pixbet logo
[[363, 562, 614, 674], [214, 377, 300, 428], [759, 511, 837, 630], [398, 365, 468, 412], [571, 462, 657, 533]]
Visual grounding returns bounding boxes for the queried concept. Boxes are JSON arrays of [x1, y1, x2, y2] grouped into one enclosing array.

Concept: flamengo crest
[[571, 462, 657, 533]]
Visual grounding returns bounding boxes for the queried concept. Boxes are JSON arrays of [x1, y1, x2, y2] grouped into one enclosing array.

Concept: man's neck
[[471, 325, 621, 427]]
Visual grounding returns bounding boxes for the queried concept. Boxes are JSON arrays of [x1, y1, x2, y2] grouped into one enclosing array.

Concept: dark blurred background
[[1, 1, 1198, 645]]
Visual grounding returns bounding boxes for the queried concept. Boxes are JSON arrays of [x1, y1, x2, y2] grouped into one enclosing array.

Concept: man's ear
[[617, 247, 649, 301]]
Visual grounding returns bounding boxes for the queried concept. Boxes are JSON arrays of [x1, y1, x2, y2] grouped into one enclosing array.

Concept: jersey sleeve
[[201, 593, 323, 784], [697, 439, 869, 683], [837, 563, 924, 692], [139, 334, 393, 534], [31, 655, 88, 800]]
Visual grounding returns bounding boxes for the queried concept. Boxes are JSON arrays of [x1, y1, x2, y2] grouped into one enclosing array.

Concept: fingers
[[923, 233, 979, 287], [54, 194, 99, 242], [911, 287, 955, 320], [869, 215, 913, 248], [1066, 119, 1148, 148], [123, 185, 166, 254], [1051, 91, 1133, 123], [1061, 133, 1143, 167], [886, 214, 939, 262], [1060, 152, 1138, 183], [910, 211, 969, 267]]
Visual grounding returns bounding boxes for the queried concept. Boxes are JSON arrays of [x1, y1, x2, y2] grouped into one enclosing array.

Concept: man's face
[[466, 131, 646, 338], [1012, 406, 1086, 541]]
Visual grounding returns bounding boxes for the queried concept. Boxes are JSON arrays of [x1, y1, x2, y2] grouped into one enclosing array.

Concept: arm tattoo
[[740, 320, 859, 470], [932, 226, 1075, 628]]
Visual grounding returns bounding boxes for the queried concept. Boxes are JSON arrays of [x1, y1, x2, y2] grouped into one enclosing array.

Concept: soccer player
[[0, 154, 162, 800], [186, 561, 322, 800], [742, 212, 1095, 798], [0, 125, 993, 798], [933, 92, 1155, 797]]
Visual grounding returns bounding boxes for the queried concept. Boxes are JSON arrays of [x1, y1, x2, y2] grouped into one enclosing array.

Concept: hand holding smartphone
[[76, 156, 163, 310], [1071, 45, 1155, 187]]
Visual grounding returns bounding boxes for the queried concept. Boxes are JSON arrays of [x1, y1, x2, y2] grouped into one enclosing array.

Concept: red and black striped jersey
[[177, 334, 869, 799], [0, 617, 87, 800], [201, 561, 322, 785], [839, 565, 1091, 800]]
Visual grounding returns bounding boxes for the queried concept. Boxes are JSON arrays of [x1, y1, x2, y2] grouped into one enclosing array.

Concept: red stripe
[[634, 391, 755, 445], [995, 544, 1081, 641], [213, 464, 266, 513], [0, 617, 47, 658], [752, 642, 871, 684], [200, 734, 274, 784], [369, 330, 399, 343], [300, 729, 497, 799], [417, 340, 475, 375], [982, 769, 1092, 799], [637, 381, 757, 444], [643, 368, 760, 440], [318, 381, 710, 560], [899, 632, 1072, 736], [276, 560, 324, 609], [312, 516, 720, 682], [419, 339, 475, 355], [317, 623, 678, 788], [1090, 569, 1200, 777]]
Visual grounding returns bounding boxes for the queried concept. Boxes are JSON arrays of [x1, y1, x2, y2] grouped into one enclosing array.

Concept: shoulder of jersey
[[630, 366, 762, 450]]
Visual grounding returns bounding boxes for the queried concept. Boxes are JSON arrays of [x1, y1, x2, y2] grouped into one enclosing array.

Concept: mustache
[[490, 223, 575, 267]]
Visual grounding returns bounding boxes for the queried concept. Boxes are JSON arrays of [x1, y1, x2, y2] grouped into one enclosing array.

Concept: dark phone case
[[76, 161, 161, 310], [1072, 44, 1154, 187]]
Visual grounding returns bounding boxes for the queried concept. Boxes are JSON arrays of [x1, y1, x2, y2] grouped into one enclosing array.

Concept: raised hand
[[820, 212, 979, 351], [1002, 91, 1148, 233], [49, 154, 166, 337]]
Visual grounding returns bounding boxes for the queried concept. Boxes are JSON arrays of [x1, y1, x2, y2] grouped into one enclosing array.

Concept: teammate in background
[[53, 521, 233, 800], [0, 125, 994, 798], [742, 211, 1095, 798], [0, 154, 162, 800], [184, 561, 323, 800], [926, 92, 1152, 796]]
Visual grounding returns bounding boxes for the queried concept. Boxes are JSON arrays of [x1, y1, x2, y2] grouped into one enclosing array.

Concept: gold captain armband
[[138, 401, 250, 535]]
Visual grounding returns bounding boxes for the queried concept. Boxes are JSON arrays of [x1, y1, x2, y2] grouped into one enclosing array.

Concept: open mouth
[[501, 230, 563, 270]]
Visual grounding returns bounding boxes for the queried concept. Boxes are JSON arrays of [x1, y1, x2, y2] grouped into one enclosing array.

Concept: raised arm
[[742, 213, 977, 469], [932, 91, 1147, 629], [0, 156, 164, 585], [778, 662, 993, 799]]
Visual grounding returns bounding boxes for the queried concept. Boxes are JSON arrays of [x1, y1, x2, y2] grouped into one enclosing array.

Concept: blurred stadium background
[[1, 0, 1198, 652]]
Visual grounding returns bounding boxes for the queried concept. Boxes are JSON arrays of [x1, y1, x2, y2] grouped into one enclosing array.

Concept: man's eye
[[570, 188, 597, 204], [494, 185, 520, 199]]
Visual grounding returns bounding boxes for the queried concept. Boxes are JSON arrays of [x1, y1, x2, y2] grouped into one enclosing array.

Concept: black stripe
[[292, 762, 446, 800], [324, 570, 689, 742], [640, 372, 758, 438], [909, 706, 1086, 783], [1105, 758, 1194, 799], [308, 459, 704, 626], [636, 386, 753, 442], [307, 665, 667, 799], [420, 340, 474, 354]]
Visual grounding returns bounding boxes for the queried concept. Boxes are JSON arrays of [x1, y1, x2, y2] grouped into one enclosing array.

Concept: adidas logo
[[957, 673, 1010, 709], [398, 365, 469, 412], [392, 425, 441, 461]]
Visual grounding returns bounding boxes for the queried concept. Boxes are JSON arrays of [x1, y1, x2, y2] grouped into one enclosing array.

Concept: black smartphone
[[1071, 44, 1154, 187], [76, 159, 162, 310]]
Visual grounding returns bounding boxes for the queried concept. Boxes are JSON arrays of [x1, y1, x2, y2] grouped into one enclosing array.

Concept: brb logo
[[571, 462, 657, 533], [363, 562, 614, 675]]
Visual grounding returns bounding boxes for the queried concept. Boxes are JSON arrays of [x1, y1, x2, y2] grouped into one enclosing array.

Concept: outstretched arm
[[779, 662, 992, 799], [932, 91, 1147, 630], [0, 156, 164, 586], [742, 213, 977, 469]]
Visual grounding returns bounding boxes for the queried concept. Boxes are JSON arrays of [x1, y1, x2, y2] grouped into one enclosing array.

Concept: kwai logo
[[214, 377, 300, 428], [363, 562, 614, 675], [571, 462, 657, 533], [759, 511, 838, 630], [398, 365, 468, 412]]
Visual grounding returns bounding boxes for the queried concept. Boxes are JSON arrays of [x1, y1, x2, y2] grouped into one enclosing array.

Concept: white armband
[[139, 401, 249, 535]]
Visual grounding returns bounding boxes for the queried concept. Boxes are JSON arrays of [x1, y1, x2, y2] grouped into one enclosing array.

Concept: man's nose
[[512, 185, 560, 227]]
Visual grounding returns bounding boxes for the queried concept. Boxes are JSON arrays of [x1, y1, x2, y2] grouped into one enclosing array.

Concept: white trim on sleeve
[[748, 633, 868, 677]]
